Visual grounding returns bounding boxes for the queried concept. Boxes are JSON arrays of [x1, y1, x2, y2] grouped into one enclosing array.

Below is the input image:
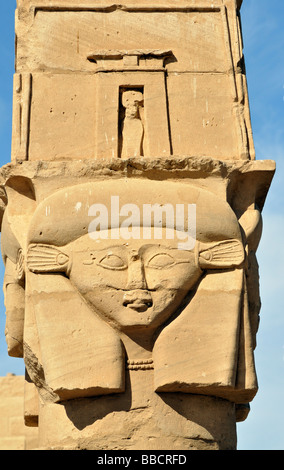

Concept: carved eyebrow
[[142, 244, 193, 257], [80, 244, 129, 254]]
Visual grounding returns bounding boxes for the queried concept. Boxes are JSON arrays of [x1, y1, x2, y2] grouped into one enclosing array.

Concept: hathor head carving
[[26, 180, 244, 332]]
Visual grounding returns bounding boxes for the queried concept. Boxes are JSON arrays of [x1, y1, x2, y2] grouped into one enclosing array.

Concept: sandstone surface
[[0, 0, 274, 450]]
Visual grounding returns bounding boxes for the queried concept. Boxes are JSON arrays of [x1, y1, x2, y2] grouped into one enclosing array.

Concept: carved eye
[[147, 253, 175, 269], [98, 254, 127, 271], [57, 253, 69, 266]]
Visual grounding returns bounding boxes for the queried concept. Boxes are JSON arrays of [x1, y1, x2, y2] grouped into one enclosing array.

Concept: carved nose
[[126, 258, 147, 291], [123, 258, 152, 310]]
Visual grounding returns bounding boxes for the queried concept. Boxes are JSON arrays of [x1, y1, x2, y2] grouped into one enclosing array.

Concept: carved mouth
[[123, 291, 153, 312], [124, 300, 153, 312]]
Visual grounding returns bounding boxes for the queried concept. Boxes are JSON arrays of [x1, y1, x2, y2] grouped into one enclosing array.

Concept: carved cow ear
[[27, 244, 70, 274], [239, 209, 263, 252], [198, 239, 245, 269]]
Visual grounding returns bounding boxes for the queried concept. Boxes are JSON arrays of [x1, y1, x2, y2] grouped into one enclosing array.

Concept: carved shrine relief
[[119, 88, 144, 159], [89, 50, 173, 158], [13, 2, 254, 161]]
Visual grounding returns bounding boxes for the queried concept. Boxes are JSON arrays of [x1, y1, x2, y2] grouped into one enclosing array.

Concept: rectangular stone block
[[12, 0, 254, 161], [28, 74, 97, 160]]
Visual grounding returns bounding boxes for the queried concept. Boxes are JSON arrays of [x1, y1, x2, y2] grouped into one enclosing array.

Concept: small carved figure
[[120, 90, 144, 158]]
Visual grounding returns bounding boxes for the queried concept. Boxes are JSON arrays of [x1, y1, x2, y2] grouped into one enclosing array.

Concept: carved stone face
[[26, 182, 246, 333], [68, 233, 202, 332]]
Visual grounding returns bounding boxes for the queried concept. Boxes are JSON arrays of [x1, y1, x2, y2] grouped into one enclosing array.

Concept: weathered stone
[[0, 0, 274, 450]]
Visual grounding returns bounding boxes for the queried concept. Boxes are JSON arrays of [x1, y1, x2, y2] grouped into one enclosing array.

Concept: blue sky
[[0, 1, 283, 450]]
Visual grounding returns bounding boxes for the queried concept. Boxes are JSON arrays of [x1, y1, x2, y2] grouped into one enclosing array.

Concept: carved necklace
[[127, 359, 154, 370]]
